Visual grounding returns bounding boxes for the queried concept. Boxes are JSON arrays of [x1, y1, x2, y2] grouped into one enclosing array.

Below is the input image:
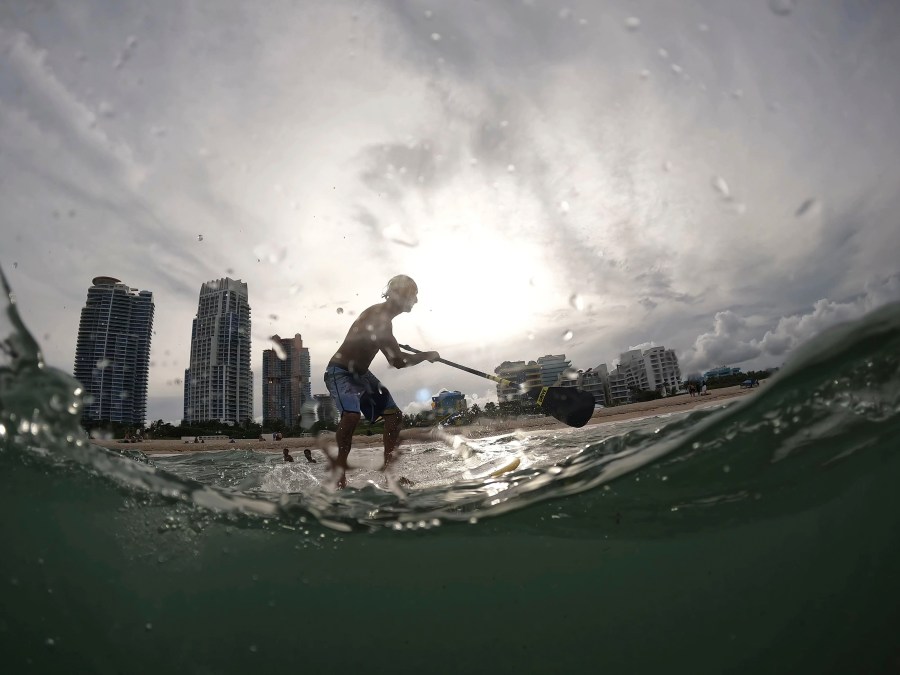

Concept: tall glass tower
[[73, 276, 154, 428], [183, 278, 252, 424], [261, 333, 312, 428]]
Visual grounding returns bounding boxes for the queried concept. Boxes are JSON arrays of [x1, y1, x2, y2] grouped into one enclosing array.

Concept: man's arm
[[380, 332, 439, 369]]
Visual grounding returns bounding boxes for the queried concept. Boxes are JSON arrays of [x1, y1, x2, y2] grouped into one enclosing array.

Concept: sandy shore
[[101, 384, 760, 455]]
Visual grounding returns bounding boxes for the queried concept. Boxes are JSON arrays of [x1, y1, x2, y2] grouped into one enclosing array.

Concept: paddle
[[399, 344, 596, 428]]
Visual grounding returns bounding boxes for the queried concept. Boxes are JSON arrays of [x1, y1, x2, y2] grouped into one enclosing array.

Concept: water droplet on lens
[[336, 307, 344, 314], [197, 234, 204, 241], [270, 339, 287, 360], [794, 198, 820, 218], [768, 0, 795, 16], [559, 200, 570, 213], [698, 22, 709, 32], [711, 176, 730, 198], [430, 32, 441, 41], [569, 294, 584, 311], [562, 330, 573, 341], [507, 164, 515, 172], [658, 48, 669, 59], [96, 358, 110, 369], [624, 16, 641, 31]]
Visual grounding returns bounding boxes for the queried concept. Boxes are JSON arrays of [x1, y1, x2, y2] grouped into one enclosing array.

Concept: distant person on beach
[[283, 448, 294, 463], [324, 274, 440, 489], [304, 448, 316, 463]]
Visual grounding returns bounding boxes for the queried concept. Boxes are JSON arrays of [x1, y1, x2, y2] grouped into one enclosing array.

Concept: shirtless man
[[324, 275, 439, 488]]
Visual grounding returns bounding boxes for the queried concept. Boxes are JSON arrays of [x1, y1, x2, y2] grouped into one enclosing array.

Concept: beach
[[101, 384, 761, 455]]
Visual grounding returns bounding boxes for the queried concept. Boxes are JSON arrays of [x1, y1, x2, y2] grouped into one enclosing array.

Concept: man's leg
[[335, 411, 360, 488], [382, 411, 402, 470]]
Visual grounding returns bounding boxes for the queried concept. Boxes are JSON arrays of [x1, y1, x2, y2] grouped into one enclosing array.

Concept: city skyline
[[73, 271, 783, 425]]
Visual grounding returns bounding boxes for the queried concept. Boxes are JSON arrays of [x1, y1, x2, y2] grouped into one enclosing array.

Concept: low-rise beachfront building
[[73, 276, 154, 428], [494, 360, 542, 402], [643, 346, 683, 394], [536, 354, 572, 386], [432, 390, 467, 417], [577, 366, 609, 407], [606, 367, 632, 405], [703, 365, 742, 379]]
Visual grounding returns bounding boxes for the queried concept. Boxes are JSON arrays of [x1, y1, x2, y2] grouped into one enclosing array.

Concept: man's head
[[382, 275, 418, 312]]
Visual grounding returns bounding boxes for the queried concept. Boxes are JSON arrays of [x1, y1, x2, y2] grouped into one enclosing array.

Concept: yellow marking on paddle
[[489, 457, 521, 478], [536, 387, 548, 406]]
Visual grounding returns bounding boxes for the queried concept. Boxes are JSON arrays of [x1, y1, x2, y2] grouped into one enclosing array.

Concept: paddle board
[[463, 456, 521, 480]]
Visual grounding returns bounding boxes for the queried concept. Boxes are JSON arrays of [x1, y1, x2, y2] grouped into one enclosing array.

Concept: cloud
[[682, 275, 900, 371]]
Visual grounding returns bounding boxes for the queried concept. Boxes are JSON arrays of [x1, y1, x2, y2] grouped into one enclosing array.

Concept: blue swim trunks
[[324, 364, 400, 422]]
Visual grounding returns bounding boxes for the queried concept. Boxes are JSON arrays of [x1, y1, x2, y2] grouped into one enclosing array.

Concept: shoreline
[[99, 384, 760, 455]]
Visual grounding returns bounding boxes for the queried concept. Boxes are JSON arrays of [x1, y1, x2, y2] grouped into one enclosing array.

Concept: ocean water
[[2, 268, 900, 674]]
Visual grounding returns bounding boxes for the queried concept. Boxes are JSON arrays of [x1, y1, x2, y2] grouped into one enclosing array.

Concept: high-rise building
[[262, 333, 312, 428], [183, 278, 252, 424], [73, 276, 154, 428]]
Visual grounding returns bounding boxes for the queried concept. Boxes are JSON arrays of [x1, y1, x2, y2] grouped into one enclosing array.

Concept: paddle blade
[[525, 386, 595, 428]]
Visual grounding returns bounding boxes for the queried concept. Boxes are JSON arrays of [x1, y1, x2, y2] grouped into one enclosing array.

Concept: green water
[[2, 444, 898, 674]]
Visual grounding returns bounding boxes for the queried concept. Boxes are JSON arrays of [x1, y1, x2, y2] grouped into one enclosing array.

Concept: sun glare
[[408, 227, 559, 347]]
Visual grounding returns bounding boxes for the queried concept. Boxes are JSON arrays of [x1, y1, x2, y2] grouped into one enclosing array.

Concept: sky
[[1, 0, 899, 423]]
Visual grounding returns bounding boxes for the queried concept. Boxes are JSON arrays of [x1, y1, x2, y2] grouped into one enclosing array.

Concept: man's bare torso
[[329, 303, 401, 374]]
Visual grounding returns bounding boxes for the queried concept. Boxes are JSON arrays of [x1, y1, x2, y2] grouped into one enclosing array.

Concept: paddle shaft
[[399, 344, 516, 389]]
